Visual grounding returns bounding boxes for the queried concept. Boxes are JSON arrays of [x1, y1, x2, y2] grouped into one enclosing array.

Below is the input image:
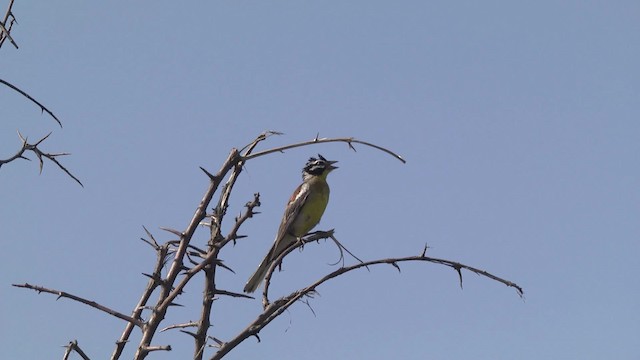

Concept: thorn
[[141, 226, 159, 247], [421, 243, 430, 257], [215, 261, 236, 274], [188, 244, 207, 254], [455, 266, 464, 290], [251, 333, 261, 343], [36, 152, 44, 174], [141, 273, 163, 284], [17, 130, 27, 143], [200, 166, 216, 181], [179, 330, 198, 339], [160, 227, 183, 237], [34, 132, 52, 146], [140, 238, 156, 249]]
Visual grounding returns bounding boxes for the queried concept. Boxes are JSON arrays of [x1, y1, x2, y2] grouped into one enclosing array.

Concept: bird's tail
[[244, 234, 297, 293], [243, 255, 271, 293]]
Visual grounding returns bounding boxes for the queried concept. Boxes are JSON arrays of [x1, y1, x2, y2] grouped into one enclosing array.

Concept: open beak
[[328, 160, 338, 171]]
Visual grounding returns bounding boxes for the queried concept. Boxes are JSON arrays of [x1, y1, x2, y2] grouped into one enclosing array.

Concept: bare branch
[[0, 131, 83, 186], [242, 135, 406, 164], [12, 283, 143, 328], [31, 145, 83, 187], [261, 230, 341, 307], [321, 230, 366, 266], [213, 250, 523, 359], [189, 134, 269, 360], [0, 131, 31, 166], [0, 21, 17, 49], [0, 78, 61, 126], [111, 234, 171, 359], [0, 0, 18, 49], [131, 148, 242, 359], [219, 193, 261, 248]]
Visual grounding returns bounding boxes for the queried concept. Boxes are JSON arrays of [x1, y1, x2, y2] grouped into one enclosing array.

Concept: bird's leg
[[295, 235, 305, 252]]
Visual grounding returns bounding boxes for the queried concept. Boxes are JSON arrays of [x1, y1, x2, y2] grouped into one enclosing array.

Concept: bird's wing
[[266, 181, 310, 261]]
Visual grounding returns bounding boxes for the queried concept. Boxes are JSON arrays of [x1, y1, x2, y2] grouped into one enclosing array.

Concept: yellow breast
[[290, 178, 330, 237]]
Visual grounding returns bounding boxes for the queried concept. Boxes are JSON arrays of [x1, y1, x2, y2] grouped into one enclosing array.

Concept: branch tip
[[0, 78, 62, 126]]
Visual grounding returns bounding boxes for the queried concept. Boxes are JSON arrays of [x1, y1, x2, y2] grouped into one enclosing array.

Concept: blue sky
[[1, 1, 639, 359]]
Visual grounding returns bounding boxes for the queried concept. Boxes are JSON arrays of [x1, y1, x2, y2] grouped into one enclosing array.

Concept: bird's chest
[[291, 182, 330, 236]]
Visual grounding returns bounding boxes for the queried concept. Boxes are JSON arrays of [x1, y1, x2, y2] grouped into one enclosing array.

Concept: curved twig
[[324, 230, 366, 266], [0, 78, 61, 126], [213, 251, 523, 359], [0, 131, 84, 187], [260, 230, 366, 307], [12, 283, 144, 328], [242, 135, 406, 164]]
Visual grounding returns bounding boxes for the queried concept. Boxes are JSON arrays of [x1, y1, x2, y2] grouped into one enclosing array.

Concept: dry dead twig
[[213, 246, 523, 359], [0, 0, 18, 49], [12, 283, 143, 328], [0, 131, 83, 186], [0, 79, 61, 126]]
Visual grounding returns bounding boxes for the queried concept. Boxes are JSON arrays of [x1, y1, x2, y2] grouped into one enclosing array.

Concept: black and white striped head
[[302, 154, 338, 179]]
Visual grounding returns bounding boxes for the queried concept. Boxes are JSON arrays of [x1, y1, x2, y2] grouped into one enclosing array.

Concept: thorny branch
[[211, 245, 524, 360], [11, 283, 143, 328], [261, 230, 340, 307], [191, 134, 267, 360], [259, 231, 522, 306], [0, 131, 83, 186], [242, 133, 406, 164], [111, 227, 171, 360], [0, 0, 17, 49], [0, 79, 62, 126], [2, 4, 81, 185], [212, 243, 523, 360], [13, 132, 522, 360], [127, 148, 242, 359]]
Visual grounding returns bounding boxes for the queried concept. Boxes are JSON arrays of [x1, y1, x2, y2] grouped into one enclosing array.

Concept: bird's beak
[[328, 160, 338, 170]]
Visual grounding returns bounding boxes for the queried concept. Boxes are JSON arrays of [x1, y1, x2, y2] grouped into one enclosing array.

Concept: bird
[[243, 154, 338, 293]]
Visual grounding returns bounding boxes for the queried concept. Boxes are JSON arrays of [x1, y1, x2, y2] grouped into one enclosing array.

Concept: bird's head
[[302, 154, 338, 179]]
